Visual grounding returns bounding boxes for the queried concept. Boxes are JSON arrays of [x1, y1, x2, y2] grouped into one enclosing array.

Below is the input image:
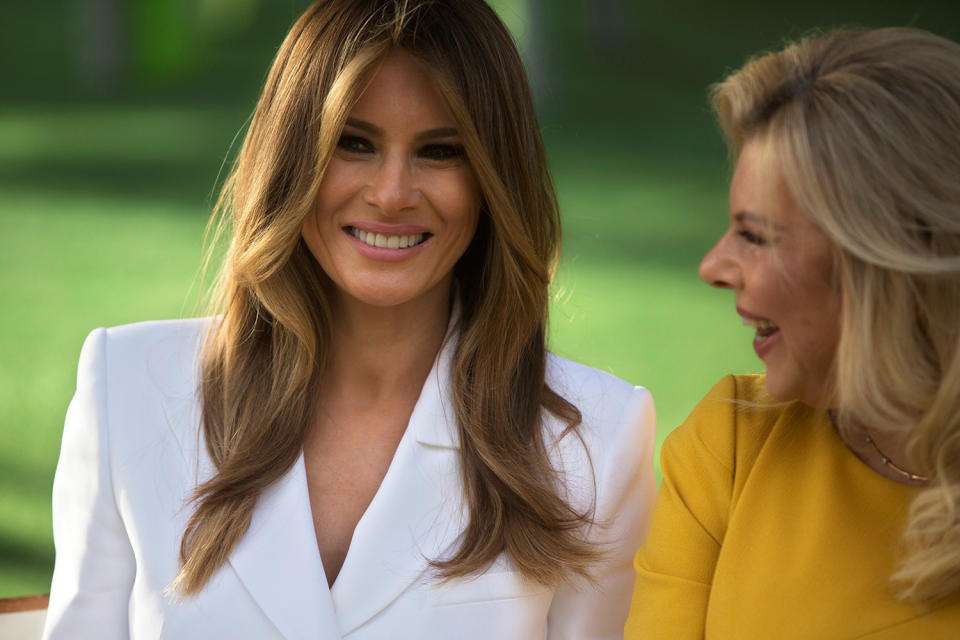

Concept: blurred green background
[[2, 0, 958, 598]]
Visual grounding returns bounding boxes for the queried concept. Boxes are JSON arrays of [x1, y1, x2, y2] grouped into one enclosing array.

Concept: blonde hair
[[174, 0, 596, 595], [712, 27, 960, 602]]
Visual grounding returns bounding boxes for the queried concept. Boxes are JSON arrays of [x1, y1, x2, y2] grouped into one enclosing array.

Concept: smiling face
[[301, 48, 481, 312], [699, 138, 842, 407]]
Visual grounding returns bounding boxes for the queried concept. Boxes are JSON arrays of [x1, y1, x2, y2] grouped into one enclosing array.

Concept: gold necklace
[[861, 432, 929, 483], [829, 410, 930, 483]]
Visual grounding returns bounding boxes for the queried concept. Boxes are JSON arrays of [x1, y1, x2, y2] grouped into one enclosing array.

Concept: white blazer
[[43, 318, 655, 639]]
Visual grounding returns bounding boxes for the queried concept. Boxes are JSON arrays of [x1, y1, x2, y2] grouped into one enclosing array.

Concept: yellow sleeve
[[624, 376, 740, 639]]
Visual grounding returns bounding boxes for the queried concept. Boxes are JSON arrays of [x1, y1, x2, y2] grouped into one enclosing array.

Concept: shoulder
[[545, 353, 653, 433], [79, 318, 212, 388], [663, 374, 797, 479], [77, 318, 212, 428], [70, 317, 215, 482], [544, 355, 656, 556], [89, 317, 211, 358], [544, 352, 655, 483]]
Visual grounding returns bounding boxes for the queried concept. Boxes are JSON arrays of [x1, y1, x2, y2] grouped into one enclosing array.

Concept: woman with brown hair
[[627, 27, 960, 638], [43, 1, 655, 638]]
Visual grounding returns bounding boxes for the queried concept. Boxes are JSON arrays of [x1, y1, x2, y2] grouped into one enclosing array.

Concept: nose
[[699, 233, 741, 290], [363, 152, 419, 216]]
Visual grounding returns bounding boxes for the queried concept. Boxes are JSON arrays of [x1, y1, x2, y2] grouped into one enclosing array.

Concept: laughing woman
[[42, 2, 655, 639], [627, 28, 960, 638]]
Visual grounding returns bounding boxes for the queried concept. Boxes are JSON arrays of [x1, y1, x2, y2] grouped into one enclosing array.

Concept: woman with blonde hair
[[43, 1, 655, 638], [627, 27, 960, 637]]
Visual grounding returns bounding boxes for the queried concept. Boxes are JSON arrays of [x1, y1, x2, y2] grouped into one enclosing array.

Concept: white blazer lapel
[[151, 326, 338, 639], [330, 334, 465, 636], [228, 454, 341, 640]]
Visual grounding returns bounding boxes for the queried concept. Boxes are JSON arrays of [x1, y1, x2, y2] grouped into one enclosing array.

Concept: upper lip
[[345, 221, 431, 235], [736, 306, 769, 322]]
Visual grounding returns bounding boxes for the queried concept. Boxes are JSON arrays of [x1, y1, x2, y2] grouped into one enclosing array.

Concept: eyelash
[[336, 135, 465, 161], [419, 143, 464, 161], [337, 135, 374, 154], [738, 229, 767, 246]]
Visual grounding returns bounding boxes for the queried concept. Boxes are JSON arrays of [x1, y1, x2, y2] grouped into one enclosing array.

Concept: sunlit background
[[2, 0, 958, 598]]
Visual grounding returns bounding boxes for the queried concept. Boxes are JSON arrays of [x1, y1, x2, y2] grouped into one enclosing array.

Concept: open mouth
[[742, 316, 780, 351], [346, 226, 432, 249]]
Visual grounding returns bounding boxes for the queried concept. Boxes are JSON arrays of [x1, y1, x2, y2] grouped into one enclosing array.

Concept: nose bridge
[[699, 232, 742, 290], [367, 147, 417, 215]]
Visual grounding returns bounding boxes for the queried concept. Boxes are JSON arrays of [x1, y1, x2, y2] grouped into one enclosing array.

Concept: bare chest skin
[[302, 391, 420, 588], [300, 281, 451, 587]]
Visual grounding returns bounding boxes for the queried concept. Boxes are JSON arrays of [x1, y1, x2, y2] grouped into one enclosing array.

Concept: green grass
[[5, 0, 960, 606], [0, 106, 223, 596], [0, 104, 762, 598], [0, 193, 211, 597]]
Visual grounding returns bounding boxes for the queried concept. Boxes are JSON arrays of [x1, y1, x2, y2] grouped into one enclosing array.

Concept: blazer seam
[[99, 329, 124, 526]]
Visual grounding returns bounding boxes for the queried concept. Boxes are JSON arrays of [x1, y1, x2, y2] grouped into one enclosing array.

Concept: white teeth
[[350, 227, 425, 249], [742, 317, 778, 330]]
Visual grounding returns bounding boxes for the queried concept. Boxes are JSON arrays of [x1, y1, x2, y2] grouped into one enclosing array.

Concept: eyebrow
[[733, 210, 783, 231], [343, 118, 460, 141]]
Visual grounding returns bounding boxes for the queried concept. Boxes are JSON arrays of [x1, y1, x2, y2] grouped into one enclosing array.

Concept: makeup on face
[[301, 49, 481, 311], [699, 139, 841, 407]]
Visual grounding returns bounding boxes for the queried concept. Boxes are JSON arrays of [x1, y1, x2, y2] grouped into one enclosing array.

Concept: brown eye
[[419, 144, 464, 161], [337, 135, 374, 154]]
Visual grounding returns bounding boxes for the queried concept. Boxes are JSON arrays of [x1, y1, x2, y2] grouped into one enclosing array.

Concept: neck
[[322, 284, 453, 405]]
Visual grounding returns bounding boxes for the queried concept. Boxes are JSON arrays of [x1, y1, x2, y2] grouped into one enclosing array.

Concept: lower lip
[[753, 329, 781, 359], [345, 230, 430, 263]]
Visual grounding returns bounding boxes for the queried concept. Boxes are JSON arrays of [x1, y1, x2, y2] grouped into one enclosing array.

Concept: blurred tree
[[131, 0, 201, 85], [196, 0, 262, 36], [489, 0, 548, 106], [71, 0, 270, 97], [76, 0, 125, 95], [587, 0, 631, 58]]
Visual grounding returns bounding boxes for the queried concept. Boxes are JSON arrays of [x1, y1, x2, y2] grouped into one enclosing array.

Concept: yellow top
[[625, 375, 960, 639]]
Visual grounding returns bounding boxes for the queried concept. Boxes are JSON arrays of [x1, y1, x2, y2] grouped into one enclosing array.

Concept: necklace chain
[[829, 410, 929, 483], [862, 434, 929, 483]]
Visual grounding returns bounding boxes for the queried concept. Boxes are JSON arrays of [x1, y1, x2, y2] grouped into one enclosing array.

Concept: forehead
[[730, 139, 786, 213], [730, 138, 810, 230], [349, 49, 456, 126], [731, 138, 837, 261]]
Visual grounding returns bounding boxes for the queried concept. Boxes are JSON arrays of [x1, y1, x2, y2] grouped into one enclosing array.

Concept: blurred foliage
[[2, 0, 959, 598]]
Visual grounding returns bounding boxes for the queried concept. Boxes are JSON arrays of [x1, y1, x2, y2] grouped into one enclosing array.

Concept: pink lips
[[737, 306, 781, 360], [736, 306, 765, 322], [752, 329, 781, 359], [343, 222, 432, 263]]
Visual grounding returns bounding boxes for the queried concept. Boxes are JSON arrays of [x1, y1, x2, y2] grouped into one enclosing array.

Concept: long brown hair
[[174, 0, 595, 596], [712, 28, 960, 602]]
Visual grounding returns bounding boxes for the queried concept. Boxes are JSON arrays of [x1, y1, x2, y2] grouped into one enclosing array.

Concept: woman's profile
[[626, 27, 960, 638], [42, 1, 656, 638]]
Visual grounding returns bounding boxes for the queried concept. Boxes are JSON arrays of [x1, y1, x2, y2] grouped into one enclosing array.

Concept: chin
[[763, 383, 796, 402], [339, 278, 450, 310], [760, 368, 800, 403], [764, 372, 833, 408], [344, 289, 417, 308]]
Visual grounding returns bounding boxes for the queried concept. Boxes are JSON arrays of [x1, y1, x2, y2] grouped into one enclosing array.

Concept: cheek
[[300, 213, 326, 264], [460, 174, 483, 228], [437, 170, 482, 234], [815, 289, 842, 352], [314, 161, 362, 220], [790, 281, 842, 360]]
